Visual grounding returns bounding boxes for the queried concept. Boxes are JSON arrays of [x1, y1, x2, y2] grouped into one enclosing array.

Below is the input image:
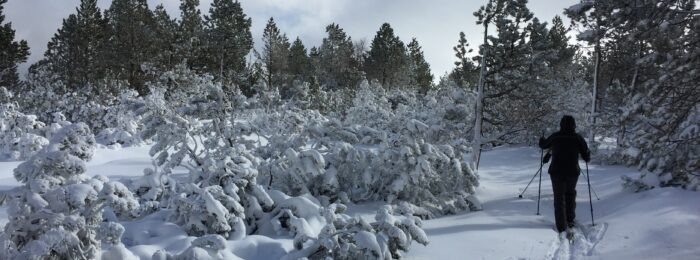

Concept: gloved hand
[[582, 150, 591, 162], [543, 152, 551, 164]]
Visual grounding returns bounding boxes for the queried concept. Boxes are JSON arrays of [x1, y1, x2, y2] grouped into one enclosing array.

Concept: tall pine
[[204, 0, 253, 80], [365, 23, 408, 89], [406, 38, 433, 94], [0, 0, 29, 89], [104, 0, 158, 94], [256, 17, 290, 92], [450, 32, 479, 90], [287, 37, 312, 84], [176, 0, 205, 71], [317, 23, 361, 90], [152, 4, 177, 71], [41, 0, 105, 90]]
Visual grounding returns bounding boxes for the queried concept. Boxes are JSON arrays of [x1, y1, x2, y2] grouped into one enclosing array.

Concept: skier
[[539, 115, 590, 234]]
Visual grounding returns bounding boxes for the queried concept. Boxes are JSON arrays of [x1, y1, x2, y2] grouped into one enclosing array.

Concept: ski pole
[[518, 167, 541, 198], [585, 161, 595, 226], [579, 169, 600, 200], [537, 147, 543, 215]]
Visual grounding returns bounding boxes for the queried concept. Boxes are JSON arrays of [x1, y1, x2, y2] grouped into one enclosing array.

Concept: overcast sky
[[4, 0, 579, 80]]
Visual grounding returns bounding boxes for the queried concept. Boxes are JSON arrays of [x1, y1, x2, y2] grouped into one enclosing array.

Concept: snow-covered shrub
[[283, 204, 428, 260], [302, 119, 480, 216], [99, 180, 141, 220], [131, 166, 177, 215], [99, 222, 138, 260], [618, 103, 700, 191], [266, 148, 326, 196], [152, 234, 237, 260], [345, 80, 393, 130], [1, 123, 101, 259], [367, 121, 480, 215], [0, 123, 142, 259], [0, 103, 49, 160], [268, 194, 327, 244], [43, 112, 72, 140], [97, 90, 143, 147], [171, 147, 275, 238]]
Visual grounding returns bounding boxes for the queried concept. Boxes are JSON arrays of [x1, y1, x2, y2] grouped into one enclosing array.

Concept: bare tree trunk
[[472, 23, 488, 169], [589, 43, 600, 149]]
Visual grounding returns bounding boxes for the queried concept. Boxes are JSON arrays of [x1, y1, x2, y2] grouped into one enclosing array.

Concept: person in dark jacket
[[539, 115, 590, 233]]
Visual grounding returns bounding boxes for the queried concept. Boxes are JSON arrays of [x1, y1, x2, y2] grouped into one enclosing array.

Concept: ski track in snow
[[544, 223, 608, 260], [1, 145, 700, 259]]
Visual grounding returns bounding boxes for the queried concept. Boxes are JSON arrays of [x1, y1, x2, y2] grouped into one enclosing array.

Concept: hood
[[560, 115, 576, 133]]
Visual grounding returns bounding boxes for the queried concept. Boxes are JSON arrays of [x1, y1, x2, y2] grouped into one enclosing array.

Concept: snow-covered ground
[[1, 145, 699, 259]]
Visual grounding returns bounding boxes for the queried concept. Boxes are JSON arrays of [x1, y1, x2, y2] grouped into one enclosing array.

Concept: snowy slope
[[1, 145, 699, 259]]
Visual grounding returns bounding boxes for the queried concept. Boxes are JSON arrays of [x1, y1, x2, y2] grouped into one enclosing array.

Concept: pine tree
[[204, 0, 253, 80], [548, 15, 576, 66], [257, 18, 290, 92], [317, 23, 361, 90], [406, 38, 433, 94], [471, 0, 505, 167], [152, 4, 177, 71], [0, 0, 29, 90], [287, 37, 312, 84], [568, 0, 700, 190], [42, 14, 80, 91], [41, 0, 105, 90], [365, 23, 408, 89], [449, 32, 478, 90], [175, 0, 205, 71], [104, 0, 158, 94]]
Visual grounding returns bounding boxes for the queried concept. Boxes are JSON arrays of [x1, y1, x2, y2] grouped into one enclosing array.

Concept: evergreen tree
[[0, 0, 29, 90], [406, 38, 433, 94], [41, 0, 105, 90], [42, 14, 80, 91], [152, 4, 177, 71], [104, 0, 158, 94], [317, 23, 361, 90], [365, 23, 408, 88], [176, 0, 206, 71], [204, 0, 253, 80], [548, 15, 576, 66], [256, 18, 290, 92], [449, 32, 478, 90], [567, 0, 700, 189], [287, 37, 312, 84]]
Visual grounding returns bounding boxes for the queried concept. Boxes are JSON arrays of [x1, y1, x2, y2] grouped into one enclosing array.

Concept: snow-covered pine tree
[[0, 102, 49, 160], [283, 204, 428, 260], [568, 0, 700, 190], [406, 38, 434, 94], [1, 123, 101, 259], [97, 89, 143, 147]]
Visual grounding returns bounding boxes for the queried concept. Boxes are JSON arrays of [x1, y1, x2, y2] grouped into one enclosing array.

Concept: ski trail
[[543, 223, 608, 260]]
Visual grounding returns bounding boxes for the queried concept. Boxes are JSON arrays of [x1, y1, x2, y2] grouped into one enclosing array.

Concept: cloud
[[4, 0, 578, 82]]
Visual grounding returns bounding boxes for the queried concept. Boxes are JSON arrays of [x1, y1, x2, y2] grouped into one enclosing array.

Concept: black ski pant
[[550, 172, 579, 233]]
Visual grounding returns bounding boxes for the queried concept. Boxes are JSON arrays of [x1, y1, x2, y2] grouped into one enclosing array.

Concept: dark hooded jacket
[[539, 116, 590, 175]]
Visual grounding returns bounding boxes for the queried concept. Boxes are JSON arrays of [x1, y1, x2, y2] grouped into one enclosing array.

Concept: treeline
[[1, 0, 437, 98]]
